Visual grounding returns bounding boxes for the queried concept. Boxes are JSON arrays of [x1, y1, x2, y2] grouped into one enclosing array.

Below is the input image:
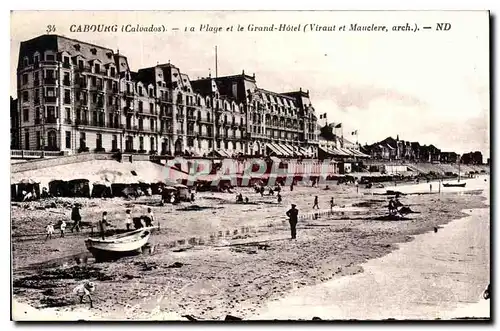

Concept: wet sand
[[253, 184, 490, 320], [11, 176, 489, 321]]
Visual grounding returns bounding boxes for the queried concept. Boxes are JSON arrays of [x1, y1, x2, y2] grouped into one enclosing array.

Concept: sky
[[10, 11, 490, 158]]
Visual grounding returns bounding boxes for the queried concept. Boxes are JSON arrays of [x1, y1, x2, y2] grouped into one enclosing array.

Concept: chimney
[[242, 69, 245, 75]]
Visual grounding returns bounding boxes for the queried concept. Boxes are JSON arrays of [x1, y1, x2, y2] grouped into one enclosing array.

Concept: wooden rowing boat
[[85, 227, 154, 261], [442, 182, 466, 188]]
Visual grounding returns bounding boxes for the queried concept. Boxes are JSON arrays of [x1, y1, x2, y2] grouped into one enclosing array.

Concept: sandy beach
[[11, 176, 490, 321]]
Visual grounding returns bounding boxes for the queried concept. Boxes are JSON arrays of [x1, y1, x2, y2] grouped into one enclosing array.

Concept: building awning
[[266, 143, 283, 156], [319, 146, 349, 157], [210, 150, 231, 158]]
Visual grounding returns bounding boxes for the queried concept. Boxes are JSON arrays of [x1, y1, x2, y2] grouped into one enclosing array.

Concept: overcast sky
[[11, 11, 490, 158]]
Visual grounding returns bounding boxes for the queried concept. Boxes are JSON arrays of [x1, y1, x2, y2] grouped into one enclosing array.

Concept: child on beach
[[73, 281, 96, 308], [99, 212, 110, 239], [125, 209, 132, 231], [60, 220, 67, 238], [45, 223, 54, 240]]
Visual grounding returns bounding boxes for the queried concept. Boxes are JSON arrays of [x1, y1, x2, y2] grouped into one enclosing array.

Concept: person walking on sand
[[125, 209, 132, 231], [60, 220, 67, 237], [99, 212, 110, 240], [277, 192, 282, 204], [430, 183, 433, 193], [290, 182, 294, 192], [286, 204, 299, 240], [45, 223, 54, 241], [71, 204, 82, 233], [330, 197, 335, 211], [312, 196, 319, 209]]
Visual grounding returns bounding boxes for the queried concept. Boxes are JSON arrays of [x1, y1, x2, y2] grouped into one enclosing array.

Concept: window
[[22, 74, 28, 85], [65, 108, 70, 123], [138, 101, 143, 112], [36, 131, 41, 150], [23, 108, 29, 122], [45, 53, 55, 61], [138, 118, 144, 130], [91, 76, 96, 86], [149, 103, 154, 113], [96, 133, 102, 149], [150, 118, 155, 131], [22, 91, 29, 102], [95, 63, 100, 73], [90, 48, 97, 55], [35, 107, 40, 123], [47, 106, 56, 122], [63, 72, 70, 86], [149, 88, 154, 97], [92, 93, 97, 103], [34, 72, 39, 85], [208, 140, 212, 149], [65, 131, 71, 148], [63, 56, 70, 68], [24, 130, 29, 150], [110, 67, 115, 77], [138, 86, 143, 96], [112, 135, 118, 151], [47, 131, 57, 149], [79, 132, 86, 148], [150, 137, 155, 151], [34, 54, 39, 64], [78, 60, 84, 69], [46, 87, 55, 97], [64, 89, 71, 104], [23, 57, 29, 67], [139, 137, 144, 150]]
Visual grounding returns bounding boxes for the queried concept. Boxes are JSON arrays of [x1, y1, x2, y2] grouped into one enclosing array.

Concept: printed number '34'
[[46, 25, 56, 33]]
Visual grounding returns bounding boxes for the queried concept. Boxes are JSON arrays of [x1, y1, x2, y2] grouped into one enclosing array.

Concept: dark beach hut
[[67, 179, 91, 198], [91, 181, 112, 198], [13, 178, 41, 201], [49, 180, 68, 197]]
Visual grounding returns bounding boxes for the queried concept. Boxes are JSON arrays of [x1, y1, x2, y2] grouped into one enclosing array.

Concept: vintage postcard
[[10, 10, 490, 321]]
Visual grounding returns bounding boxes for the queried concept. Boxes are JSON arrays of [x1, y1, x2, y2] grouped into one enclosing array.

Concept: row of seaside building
[[11, 34, 483, 165]]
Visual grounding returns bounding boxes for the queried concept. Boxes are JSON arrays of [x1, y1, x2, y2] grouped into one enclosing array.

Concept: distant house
[[410, 142, 421, 161], [461, 151, 483, 165], [440, 152, 458, 163]]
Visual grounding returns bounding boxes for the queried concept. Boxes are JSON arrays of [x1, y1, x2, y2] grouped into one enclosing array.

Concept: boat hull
[[442, 183, 466, 188], [85, 227, 154, 262]]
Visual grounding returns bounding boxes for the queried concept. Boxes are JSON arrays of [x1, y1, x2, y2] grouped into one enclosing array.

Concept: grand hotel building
[[15, 34, 320, 158]]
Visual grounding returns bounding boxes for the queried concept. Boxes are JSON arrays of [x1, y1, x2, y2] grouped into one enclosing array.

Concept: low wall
[[11, 153, 115, 173]]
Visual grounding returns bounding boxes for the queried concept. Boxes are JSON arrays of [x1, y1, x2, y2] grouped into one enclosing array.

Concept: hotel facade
[[15, 34, 320, 158]]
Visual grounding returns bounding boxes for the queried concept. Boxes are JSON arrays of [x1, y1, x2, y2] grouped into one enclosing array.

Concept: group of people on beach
[[45, 203, 156, 241]]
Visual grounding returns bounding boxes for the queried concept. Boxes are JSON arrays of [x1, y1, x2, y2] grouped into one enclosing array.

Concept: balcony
[[176, 114, 184, 122], [107, 122, 120, 129], [76, 119, 89, 126], [75, 66, 87, 73], [124, 106, 134, 113], [46, 117, 57, 124], [44, 77, 57, 85], [44, 96, 57, 103]]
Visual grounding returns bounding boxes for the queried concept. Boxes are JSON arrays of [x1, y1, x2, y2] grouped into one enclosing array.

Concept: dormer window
[[95, 63, 100, 73], [90, 48, 97, 55], [23, 57, 29, 67], [45, 53, 55, 61], [110, 67, 115, 77], [74, 44, 81, 51], [33, 54, 39, 64], [106, 52, 112, 59]]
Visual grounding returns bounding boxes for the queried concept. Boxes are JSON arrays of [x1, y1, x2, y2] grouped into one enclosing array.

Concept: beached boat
[[442, 182, 466, 188], [85, 227, 154, 261]]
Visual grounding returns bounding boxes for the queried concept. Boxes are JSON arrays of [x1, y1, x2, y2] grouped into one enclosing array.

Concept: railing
[[11, 149, 63, 159]]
